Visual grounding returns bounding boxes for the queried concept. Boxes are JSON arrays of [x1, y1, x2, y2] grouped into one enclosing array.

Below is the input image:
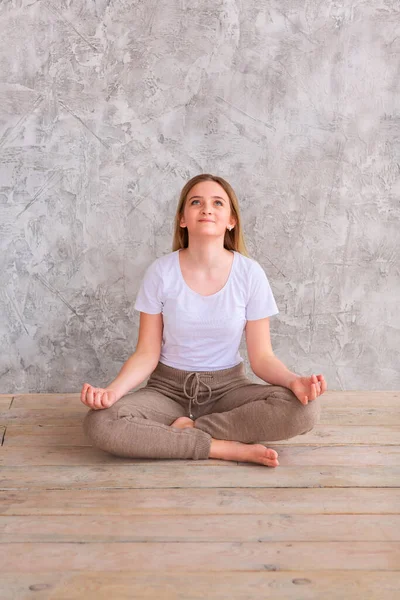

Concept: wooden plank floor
[[0, 391, 399, 599]]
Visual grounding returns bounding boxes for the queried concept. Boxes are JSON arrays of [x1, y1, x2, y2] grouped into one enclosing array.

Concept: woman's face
[[180, 181, 236, 238]]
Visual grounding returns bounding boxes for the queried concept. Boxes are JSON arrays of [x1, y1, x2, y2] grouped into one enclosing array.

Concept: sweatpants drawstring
[[183, 372, 213, 419]]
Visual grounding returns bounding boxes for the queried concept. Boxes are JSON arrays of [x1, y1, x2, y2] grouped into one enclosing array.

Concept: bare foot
[[170, 416, 195, 429], [209, 439, 279, 467], [169, 419, 279, 467]]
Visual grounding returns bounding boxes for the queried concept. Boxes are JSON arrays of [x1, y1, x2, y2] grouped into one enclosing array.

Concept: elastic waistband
[[150, 360, 246, 385]]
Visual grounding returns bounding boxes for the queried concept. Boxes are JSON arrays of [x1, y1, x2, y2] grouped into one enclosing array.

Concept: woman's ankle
[[209, 438, 241, 460]]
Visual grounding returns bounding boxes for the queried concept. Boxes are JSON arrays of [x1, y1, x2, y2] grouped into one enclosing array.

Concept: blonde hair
[[172, 173, 250, 257]]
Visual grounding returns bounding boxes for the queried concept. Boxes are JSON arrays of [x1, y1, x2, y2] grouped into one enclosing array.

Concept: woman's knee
[[275, 386, 322, 436], [288, 392, 322, 436], [298, 397, 322, 434], [82, 406, 118, 451]]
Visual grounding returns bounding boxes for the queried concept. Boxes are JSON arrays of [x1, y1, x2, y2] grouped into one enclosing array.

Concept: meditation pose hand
[[289, 373, 327, 405], [81, 383, 117, 410]]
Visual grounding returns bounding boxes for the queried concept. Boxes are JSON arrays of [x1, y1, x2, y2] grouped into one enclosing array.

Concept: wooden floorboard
[[0, 390, 399, 599]]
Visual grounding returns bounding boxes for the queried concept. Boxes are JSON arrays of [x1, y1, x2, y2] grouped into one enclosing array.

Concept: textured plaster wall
[[0, 0, 399, 393]]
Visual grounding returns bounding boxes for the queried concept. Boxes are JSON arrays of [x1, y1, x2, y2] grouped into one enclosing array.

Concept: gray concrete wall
[[0, 1, 399, 393]]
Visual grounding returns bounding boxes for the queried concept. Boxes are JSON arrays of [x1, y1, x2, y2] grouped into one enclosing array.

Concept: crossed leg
[[170, 416, 279, 467]]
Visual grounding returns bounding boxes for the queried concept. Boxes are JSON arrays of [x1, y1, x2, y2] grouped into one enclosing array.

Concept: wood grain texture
[[1, 390, 400, 598]]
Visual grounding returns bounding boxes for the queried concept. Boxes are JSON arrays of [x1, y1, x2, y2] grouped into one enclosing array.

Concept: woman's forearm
[[252, 354, 299, 389], [106, 351, 159, 401]]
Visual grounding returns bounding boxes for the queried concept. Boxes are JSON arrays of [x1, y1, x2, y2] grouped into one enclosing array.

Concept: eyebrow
[[188, 195, 226, 202]]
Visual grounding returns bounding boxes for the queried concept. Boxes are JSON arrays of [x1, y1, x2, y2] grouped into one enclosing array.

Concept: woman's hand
[[289, 373, 327, 405], [81, 383, 117, 410]]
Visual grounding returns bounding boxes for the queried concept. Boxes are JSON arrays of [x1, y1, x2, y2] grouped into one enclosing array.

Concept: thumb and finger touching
[[81, 384, 114, 410]]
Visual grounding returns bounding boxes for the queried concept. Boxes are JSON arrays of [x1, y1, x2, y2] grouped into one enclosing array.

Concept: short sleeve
[[134, 259, 163, 314], [246, 261, 279, 320]]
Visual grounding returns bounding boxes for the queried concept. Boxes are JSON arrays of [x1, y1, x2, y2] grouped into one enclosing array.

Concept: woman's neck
[[180, 245, 232, 271]]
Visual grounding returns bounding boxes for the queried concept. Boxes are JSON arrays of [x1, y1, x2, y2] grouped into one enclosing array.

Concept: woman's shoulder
[[235, 251, 264, 274], [144, 250, 178, 277], [152, 250, 178, 268], [144, 250, 176, 265]]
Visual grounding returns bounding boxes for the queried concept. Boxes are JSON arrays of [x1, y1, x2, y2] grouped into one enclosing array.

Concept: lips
[[199, 220, 214, 222]]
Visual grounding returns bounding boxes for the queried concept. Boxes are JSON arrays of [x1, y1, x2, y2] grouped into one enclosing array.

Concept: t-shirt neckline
[[176, 249, 236, 299]]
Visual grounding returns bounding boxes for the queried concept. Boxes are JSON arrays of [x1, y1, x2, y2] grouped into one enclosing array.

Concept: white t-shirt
[[134, 249, 279, 371]]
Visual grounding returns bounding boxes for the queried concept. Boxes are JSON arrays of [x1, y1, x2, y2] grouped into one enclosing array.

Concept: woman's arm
[[106, 351, 159, 401], [251, 354, 299, 389], [246, 318, 298, 386]]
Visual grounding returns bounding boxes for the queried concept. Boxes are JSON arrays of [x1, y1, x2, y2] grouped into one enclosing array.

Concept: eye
[[190, 200, 224, 206]]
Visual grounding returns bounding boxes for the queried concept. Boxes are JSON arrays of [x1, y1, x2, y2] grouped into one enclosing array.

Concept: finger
[[94, 390, 103, 409], [319, 376, 328, 394], [316, 374, 325, 391], [313, 375, 320, 394], [310, 373, 317, 400], [87, 386, 94, 407], [101, 392, 109, 408], [81, 383, 89, 404], [311, 374, 318, 388], [98, 391, 107, 409]]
